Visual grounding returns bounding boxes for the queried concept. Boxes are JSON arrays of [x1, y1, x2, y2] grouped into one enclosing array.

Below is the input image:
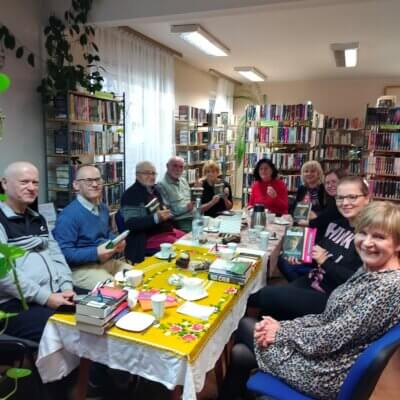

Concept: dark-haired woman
[[248, 159, 288, 215]]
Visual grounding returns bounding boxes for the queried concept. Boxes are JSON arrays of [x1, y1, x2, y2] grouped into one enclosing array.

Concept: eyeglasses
[[335, 194, 365, 204], [19, 180, 39, 187], [76, 177, 104, 185], [138, 171, 157, 176]]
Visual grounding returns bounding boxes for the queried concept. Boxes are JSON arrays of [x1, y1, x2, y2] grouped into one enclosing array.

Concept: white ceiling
[[93, 0, 400, 82]]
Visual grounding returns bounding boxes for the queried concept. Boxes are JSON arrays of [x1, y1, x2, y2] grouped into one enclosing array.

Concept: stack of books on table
[[75, 287, 129, 335], [208, 253, 259, 286]]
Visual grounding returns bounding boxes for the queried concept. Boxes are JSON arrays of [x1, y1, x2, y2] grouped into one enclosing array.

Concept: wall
[[234, 78, 400, 119], [0, 0, 45, 199], [174, 59, 217, 111]]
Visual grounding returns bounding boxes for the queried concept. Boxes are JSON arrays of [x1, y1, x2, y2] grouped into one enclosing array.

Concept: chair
[[247, 323, 400, 400]]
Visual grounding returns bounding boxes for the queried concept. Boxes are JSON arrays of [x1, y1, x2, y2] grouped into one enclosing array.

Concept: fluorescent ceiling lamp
[[331, 42, 359, 68], [171, 24, 229, 57], [234, 67, 267, 82]]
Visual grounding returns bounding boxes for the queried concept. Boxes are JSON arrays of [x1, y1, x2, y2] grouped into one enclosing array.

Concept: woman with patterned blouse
[[219, 201, 400, 400]]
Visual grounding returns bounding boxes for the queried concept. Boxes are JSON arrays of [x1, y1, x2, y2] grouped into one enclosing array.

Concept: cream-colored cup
[[125, 269, 143, 287], [151, 293, 167, 320], [160, 243, 172, 258], [182, 277, 204, 296]]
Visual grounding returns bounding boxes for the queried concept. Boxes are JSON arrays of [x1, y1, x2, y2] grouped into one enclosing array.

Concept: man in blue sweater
[[53, 165, 126, 290]]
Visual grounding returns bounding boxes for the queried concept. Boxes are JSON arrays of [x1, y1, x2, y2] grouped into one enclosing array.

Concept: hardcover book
[[293, 202, 312, 222], [282, 226, 317, 263]]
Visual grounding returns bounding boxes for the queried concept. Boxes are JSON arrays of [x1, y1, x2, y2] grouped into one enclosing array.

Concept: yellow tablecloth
[[50, 244, 261, 363]]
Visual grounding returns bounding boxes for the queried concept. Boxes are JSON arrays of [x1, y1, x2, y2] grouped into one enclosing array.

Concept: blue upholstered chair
[[247, 323, 400, 400]]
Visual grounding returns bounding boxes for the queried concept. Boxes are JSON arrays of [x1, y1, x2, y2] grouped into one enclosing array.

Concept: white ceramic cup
[[218, 247, 235, 261], [127, 289, 139, 308], [227, 242, 238, 253], [160, 243, 172, 258], [202, 216, 211, 229], [151, 293, 167, 320], [254, 224, 265, 237], [267, 213, 276, 224], [248, 228, 258, 241], [125, 269, 143, 287], [211, 218, 221, 230], [259, 231, 270, 250], [183, 277, 204, 296]]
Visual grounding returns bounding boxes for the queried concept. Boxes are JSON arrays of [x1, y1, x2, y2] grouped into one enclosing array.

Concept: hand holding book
[[311, 245, 330, 265], [266, 186, 277, 198]]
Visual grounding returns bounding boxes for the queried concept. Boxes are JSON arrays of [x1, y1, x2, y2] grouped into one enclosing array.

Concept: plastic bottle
[[192, 197, 204, 242]]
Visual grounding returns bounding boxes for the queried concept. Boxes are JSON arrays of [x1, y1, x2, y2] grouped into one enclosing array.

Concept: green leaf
[[6, 368, 32, 379], [0, 243, 26, 260], [0, 311, 18, 320], [28, 53, 35, 67], [16, 47, 24, 58]]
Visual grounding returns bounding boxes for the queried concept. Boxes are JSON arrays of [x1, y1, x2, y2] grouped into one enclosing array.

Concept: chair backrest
[[338, 323, 400, 400], [115, 210, 125, 233]]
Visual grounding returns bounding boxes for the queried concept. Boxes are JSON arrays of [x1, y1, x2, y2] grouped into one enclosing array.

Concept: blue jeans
[[278, 255, 313, 282]]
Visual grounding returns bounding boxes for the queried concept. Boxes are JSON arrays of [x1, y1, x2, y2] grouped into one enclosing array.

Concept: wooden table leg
[[170, 385, 183, 400], [75, 358, 91, 400]]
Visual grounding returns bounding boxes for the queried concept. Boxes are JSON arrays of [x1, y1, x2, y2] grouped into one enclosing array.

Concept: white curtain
[[95, 28, 175, 186], [214, 77, 234, 114]]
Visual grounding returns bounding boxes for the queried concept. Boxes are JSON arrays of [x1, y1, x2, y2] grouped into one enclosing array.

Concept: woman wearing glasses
[[249, 176, 370, 320], [119, 161, 184, 263], [219, 201, 400, 400]]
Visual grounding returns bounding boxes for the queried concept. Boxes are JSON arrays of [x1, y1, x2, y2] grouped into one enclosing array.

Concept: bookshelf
[[241, 103, 319, 205], [44, 91, 125, 210], [312, 117, 365, 175], [364, 107, 400, 201]]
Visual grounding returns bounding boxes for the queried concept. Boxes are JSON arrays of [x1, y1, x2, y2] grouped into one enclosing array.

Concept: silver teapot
[[250, 204, 266, 228]]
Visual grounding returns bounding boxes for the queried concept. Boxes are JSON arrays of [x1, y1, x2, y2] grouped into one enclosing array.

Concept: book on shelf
[[292, 203, 312, 222], [282, 226, 317, 263], [368, 179, 400, 200], [102, 182, 123, 208], [75, 286, 128, 318]]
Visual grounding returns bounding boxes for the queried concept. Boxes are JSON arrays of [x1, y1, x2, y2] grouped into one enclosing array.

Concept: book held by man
[[282, 226, 317, 263]]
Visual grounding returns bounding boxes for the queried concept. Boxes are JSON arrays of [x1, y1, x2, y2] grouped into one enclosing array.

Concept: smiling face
[[324, 172, 339, 197], [73, 166, 103, 203], [336, 181, 369, 223], [205, 167, 219, 184], [303, 166, 320, 187], [136, 164, 157, 188], [167, 157, 185, 181], [259, 162, 273, 182], [355, 227, 400, 271]]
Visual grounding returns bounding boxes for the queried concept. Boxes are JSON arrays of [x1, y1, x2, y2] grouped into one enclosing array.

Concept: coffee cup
[[267, 213, 276, 224], [125, 269, 143, 287], [227, 242, 238, 253], [151, 293, 167, 321], [248, 228, 258, 241], [127, 289, 139, 309], [254, 224, 264, 237], [160, 243, 172, 258], [182, 277, 204, 296], [202, 216, 211, 229], [218, 247, 235, 261], [259, 231, 270, 251], [211, 218, 221, 230]]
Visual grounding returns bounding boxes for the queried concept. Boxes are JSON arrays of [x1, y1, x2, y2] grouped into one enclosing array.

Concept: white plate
[[116, 312, 155, 332], [204, 227, 219, 233], [154, 251, 177, 260], [274, 218, 290, 225], [177, 302, 216, 320], [176, 288, 208, 301]]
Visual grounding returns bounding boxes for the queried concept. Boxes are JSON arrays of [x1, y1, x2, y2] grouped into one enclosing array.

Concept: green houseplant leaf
[[0, 310, 18, 320], [6, 368, 32, 379]]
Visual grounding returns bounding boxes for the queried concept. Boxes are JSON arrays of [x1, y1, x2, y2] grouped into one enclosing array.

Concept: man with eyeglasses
[[157, 156, 194, 232], [53, 165, 126, 290], [0, 161, 74, 341], [118, 161, 184, 263]]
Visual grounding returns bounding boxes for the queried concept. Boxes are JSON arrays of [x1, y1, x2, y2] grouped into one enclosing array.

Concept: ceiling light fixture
[[330, 42, 359, 68], [171, 24, 230, 57], [234, 67, 267, 82]]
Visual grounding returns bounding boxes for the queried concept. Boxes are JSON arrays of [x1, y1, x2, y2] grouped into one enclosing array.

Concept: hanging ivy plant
[[0, 25, 35, 67], [37, 0, 104, 103]]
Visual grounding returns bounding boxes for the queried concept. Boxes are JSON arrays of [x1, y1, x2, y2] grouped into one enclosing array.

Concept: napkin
[[176, 301, 216, 321]]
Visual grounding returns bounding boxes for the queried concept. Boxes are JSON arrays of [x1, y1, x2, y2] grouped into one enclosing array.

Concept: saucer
[[154, 251, 177, 260], [116, 312, 155, 332], [274, 218, 290, 225], [176, 288, 208, 301], [204, 227, 219, 233]]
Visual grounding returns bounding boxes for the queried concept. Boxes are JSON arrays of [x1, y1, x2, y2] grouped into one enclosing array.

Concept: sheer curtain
[[214, 77, 234, 114], [95, 28, 175, 186]]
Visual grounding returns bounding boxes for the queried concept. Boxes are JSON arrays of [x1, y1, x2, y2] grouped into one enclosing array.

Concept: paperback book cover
[[137, 289, 178, 311], [293, 202, 312, 222], [282, 227, 317, 263]]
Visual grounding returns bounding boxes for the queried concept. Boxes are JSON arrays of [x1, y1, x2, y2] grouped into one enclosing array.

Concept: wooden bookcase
[[44, 91, 125, 210]]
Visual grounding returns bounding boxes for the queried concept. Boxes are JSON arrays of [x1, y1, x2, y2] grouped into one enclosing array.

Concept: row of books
[[54, 128, 123, 155], [177, 129, 209, 145], [244, 152, 307, 171], [103, 182, 124, 208], [366, 107, 400, 125], [317, 160, 362, 175], [363, 156, 400, 176], [68, 94, 123, 124], [178, 105, 207, 123], [369, 179, 400, 200], [247, 125, 311, 144], [209, 129, 227, 144], [323, 129, 364, 146], [76, 286, 128, 335], [185, 167, 201, 184], [315, 147, 361, 160], [281, 175, 302, 192], [367, 131, 400, 151], [177, 150, 207, 165], [97, 161, 124, 184], [325, 117, 363, 130], [246, 103, 314, 122]]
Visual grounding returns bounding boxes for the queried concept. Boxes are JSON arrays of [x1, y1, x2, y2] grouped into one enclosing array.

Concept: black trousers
[[248, 275, 329, 320], [218, 317, 258, 400]]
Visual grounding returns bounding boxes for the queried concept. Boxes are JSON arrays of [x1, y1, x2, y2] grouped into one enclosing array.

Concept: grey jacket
[[0, 202, 73, 306]]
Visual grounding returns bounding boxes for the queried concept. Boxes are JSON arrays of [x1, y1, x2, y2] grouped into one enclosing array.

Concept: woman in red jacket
[[248, 159, 288, 215]]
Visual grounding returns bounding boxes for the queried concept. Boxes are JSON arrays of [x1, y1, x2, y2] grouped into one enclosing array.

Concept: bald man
[[157, 156, 194, 232], [53, 165, 126, 290], [0, 161, 74, 341]]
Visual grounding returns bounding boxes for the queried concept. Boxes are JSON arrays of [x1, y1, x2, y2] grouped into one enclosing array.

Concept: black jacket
[[291, 184, 325, 215], [120, 181, 173, 263]]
